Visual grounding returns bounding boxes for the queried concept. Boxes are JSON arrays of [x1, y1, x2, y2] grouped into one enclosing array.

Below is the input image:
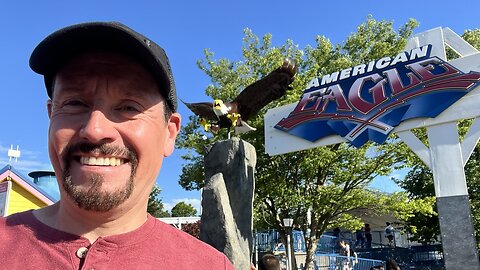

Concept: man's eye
[[122, 106, 139, 112], [116, 103, 142, 113], [64, 100, 87, 107]]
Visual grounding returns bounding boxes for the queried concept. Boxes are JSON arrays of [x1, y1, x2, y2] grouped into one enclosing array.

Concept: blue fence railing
[[256, 230, 344, 253], [255, 230, 445, 269], [314, 254, 385, 270]]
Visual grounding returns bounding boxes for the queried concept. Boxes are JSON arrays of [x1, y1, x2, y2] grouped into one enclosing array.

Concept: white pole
[[255, 231, 258, 267], [426, 122, 479, 270], [286, 233, 292, 270]]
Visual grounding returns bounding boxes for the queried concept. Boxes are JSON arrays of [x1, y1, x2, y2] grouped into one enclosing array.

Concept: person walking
[[365, 223, 373, 249], [354, 227, 365, 248], [385, 222, 395, 247]]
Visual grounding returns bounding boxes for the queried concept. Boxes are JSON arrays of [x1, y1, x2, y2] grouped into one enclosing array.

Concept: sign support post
[[428, 122, 478, 269]]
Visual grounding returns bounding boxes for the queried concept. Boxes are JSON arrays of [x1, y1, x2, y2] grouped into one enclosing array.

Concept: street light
[[283, 218, 294, 270]]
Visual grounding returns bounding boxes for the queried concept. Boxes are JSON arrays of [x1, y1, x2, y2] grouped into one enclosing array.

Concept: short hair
[[258, 254, 280, 270]]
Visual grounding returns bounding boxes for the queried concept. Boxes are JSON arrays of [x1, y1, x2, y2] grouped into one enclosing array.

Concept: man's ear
[[163, 112, 181, 157], [47, 100, 53, 119]]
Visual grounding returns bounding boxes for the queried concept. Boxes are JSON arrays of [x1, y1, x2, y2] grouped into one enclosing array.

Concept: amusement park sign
[[274, 45, 480, 147], [266, 27, 480, 269]]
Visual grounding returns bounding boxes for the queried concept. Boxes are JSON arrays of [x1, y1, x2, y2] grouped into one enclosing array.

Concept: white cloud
[[163, 202, 174, 212]]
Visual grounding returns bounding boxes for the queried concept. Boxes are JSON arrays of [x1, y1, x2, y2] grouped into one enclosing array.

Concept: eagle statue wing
[[181, 100, 218, 121], [232, 58, 297, 121]]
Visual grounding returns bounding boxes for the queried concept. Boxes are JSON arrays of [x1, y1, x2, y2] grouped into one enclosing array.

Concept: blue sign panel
[[275, 45, 480, 147]]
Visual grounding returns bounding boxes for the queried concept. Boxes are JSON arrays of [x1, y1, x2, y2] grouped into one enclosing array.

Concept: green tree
[[394, 165, 439, 244], [171, 201, 198, 217], [147, 185, 170, 218], [177, 16, 434, 270]]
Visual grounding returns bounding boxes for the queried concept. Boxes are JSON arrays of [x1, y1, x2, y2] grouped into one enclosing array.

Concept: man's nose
[[79, 110, 116, 143]]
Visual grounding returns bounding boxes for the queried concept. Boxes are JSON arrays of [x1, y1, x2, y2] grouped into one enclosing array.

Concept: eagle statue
[[183, 58, 297, 137]]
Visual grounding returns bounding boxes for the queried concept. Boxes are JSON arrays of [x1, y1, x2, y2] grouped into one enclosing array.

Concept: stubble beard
[[62, 143, 138, 212]]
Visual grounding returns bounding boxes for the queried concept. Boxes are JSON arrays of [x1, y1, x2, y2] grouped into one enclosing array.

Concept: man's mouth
[[78, 156, 126, 166]]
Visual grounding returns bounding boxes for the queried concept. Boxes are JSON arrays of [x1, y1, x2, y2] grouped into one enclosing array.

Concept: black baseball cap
[[29, 21, 177, 112]]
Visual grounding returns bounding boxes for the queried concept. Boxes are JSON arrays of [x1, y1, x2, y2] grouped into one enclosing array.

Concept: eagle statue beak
[[213, 100, 223, 109]]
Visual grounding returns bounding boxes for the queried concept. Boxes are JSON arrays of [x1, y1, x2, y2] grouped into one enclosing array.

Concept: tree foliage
[[147, 185, 170, 218], [394, 164, 439, 244], [177, 16, 436, 269], [171, 201, 198, 217], [182, 221, 201, 239]]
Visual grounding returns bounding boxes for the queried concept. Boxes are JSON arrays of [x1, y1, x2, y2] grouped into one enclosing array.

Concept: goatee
[[62, 142, 138, 212]]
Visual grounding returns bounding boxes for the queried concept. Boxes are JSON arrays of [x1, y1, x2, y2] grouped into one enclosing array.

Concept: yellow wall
[[7, 181, 47, 215]]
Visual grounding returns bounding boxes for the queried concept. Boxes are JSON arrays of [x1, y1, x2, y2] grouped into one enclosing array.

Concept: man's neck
[[33, 201, 148, 243]]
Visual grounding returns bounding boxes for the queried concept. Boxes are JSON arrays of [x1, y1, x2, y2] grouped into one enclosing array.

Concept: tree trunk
[[304, 234, 318, 270]]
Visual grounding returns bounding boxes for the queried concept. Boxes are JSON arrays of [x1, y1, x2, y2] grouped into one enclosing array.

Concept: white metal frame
[[158, 216, 200, 229]]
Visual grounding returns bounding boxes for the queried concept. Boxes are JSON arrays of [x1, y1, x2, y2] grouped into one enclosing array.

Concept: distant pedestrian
[[386, 258, 400, 270], [333, 227, 341, 237], [331, 227, 341, 252], [385, 222, 395, 246], [339, 240, 352, 270], [354, 228, 365, 248], [339, 240, 350, 256], [258, 254, 281, 270], [365, 223, 372, 249]]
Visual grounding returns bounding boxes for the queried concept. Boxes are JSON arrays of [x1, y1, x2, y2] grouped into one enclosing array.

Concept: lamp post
[[254, 230, 258, 268], [283, 218, 294, 270]]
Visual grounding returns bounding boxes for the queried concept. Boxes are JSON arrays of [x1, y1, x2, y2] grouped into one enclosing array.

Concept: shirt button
[[76, 247, 88, 259]]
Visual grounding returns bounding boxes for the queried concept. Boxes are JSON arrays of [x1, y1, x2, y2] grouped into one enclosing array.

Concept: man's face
[[47, 52, 180, 212]]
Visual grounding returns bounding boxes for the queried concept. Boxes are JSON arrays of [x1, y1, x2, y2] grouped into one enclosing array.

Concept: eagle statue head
[[213, 99, 229, 116]]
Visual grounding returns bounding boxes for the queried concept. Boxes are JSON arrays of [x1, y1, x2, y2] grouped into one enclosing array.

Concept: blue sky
[[1, 1, 479, 212]]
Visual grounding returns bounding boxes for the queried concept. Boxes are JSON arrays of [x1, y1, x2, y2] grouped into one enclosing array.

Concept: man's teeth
[[79, 156, 124, 166]]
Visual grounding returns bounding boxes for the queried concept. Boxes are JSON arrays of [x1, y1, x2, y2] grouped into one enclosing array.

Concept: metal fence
[[255, 230, 446, 269], [256, 230, 344, 253], [409, 245, 444, 269], [314, 254, 385, 270]]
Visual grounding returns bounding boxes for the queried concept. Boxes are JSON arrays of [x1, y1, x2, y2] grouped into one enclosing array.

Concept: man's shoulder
[[152, 218, 210, 246], [150, 218, 226, 255], [0, 210, 33, 229], [0, 210, 36, 240], [128, 218, 234, 269]]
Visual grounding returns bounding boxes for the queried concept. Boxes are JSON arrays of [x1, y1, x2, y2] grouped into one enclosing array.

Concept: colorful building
[[0, 165, 56, 216]]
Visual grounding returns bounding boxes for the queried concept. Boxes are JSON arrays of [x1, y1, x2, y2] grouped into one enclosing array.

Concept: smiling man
[[0, 22, 234, 269]]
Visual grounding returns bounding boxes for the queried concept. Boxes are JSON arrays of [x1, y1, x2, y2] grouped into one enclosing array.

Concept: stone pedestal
[[437, 195, 480, 270], [200, 138, 256, 270]]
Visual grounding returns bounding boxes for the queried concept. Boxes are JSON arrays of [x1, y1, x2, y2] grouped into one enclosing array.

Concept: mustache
[[63, 142, 138, 169]]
